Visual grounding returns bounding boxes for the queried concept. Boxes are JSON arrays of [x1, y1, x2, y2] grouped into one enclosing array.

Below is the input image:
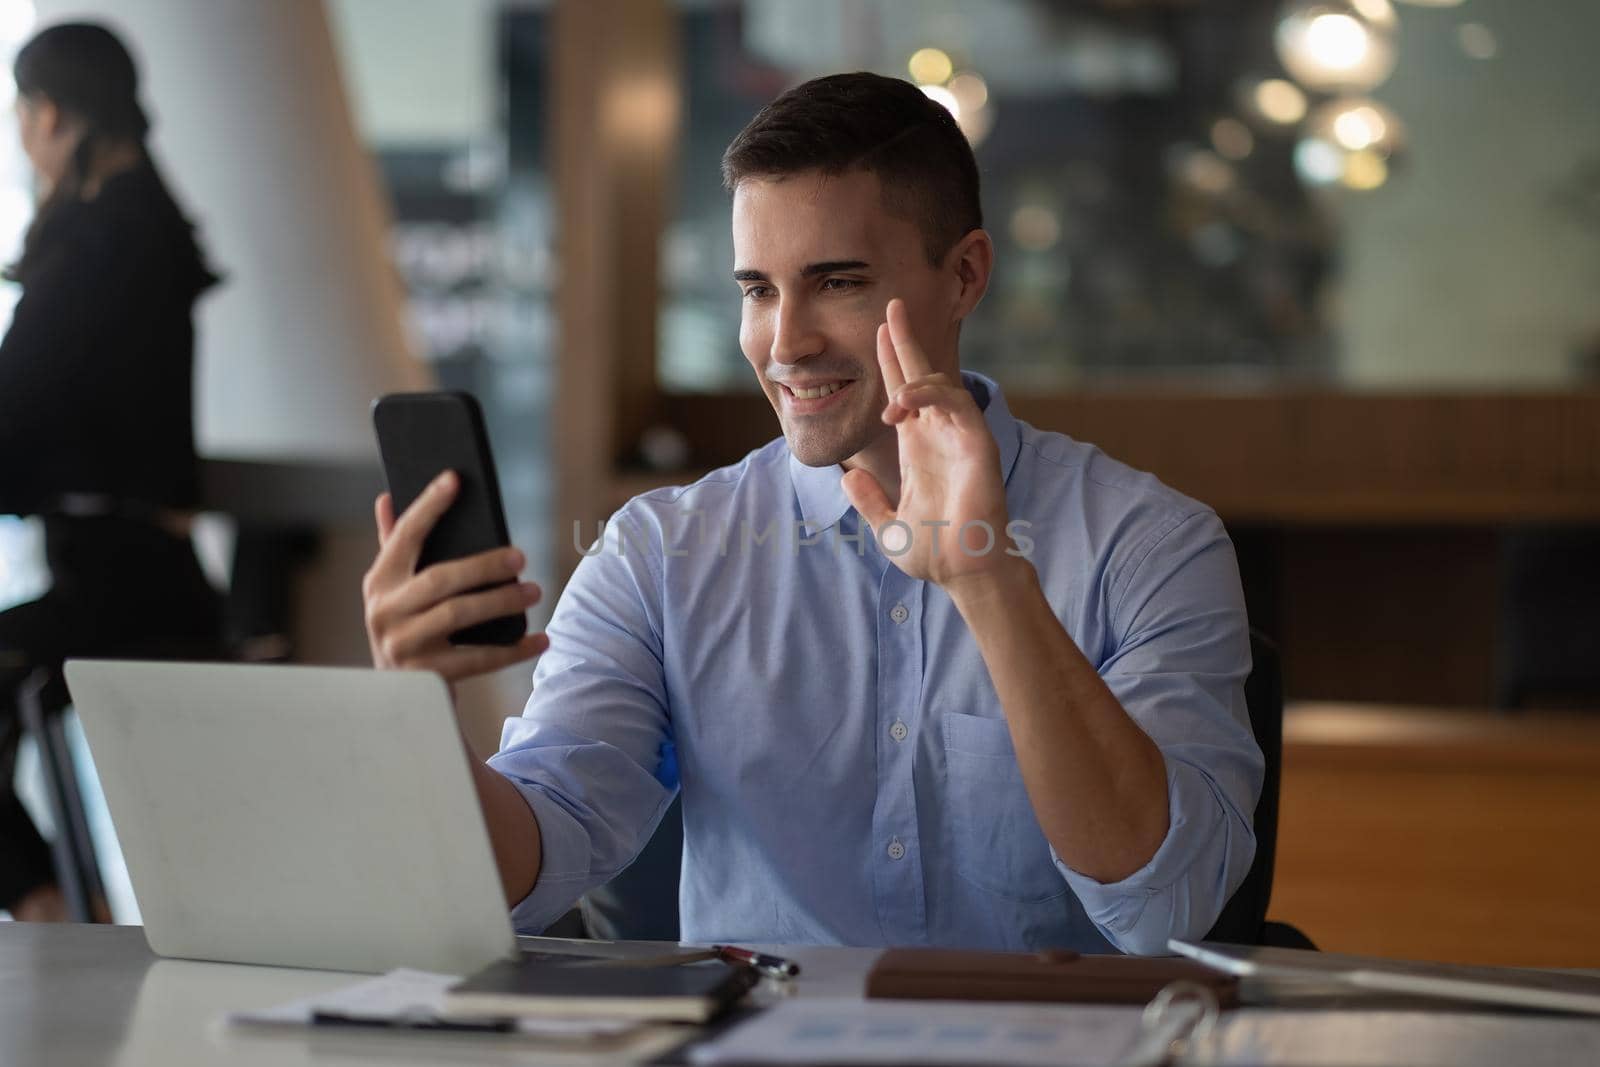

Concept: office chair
[[1203, 629, 1315, 949], [1496, 526, 1600, 709], [16, 637, 227, 924], [11, 525, 311, 923]]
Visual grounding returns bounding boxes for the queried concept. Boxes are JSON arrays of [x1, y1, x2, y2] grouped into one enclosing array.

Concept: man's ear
[[945, 228, 994, 323]]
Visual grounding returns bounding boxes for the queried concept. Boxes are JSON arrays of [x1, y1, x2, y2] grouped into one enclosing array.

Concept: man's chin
[[781, 419, 880, 468]]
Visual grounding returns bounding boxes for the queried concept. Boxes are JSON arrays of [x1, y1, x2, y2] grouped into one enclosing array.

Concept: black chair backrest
[[1204, 628, 1283, 944]]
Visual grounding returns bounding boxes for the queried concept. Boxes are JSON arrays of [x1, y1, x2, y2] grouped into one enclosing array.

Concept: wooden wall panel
[[1269, 705, 1600, 967], [552, 0, 678, 579], [654, 390, 1600, 524]]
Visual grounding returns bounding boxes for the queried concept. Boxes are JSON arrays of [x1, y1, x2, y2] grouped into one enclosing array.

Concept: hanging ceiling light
[[1275, 0, 1400, 93]]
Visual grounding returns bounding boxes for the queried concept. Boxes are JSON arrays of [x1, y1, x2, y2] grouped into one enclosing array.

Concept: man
[[363, 72, 1262, 954]]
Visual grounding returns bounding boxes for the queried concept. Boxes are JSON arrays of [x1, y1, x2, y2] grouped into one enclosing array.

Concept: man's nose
[[769, 296, 824, 366]]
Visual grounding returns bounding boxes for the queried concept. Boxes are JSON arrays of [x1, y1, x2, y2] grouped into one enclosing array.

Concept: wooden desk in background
[[1269, 703, 1600, 968]]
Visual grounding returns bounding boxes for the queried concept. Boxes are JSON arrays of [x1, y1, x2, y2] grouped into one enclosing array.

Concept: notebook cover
[[445, 959, 758, 1022], [865, 949, 1239, 1008]]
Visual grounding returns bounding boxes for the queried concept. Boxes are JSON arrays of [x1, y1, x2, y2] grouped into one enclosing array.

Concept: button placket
[[872, 571, 926, 940]]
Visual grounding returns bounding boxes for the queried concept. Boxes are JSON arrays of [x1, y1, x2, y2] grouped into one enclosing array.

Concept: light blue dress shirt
[[490, 372, 1262, 954]]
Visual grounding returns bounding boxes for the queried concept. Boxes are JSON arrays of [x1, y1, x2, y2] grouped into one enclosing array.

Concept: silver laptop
[[1169, 939, 1600, 1016], [64, 660, 520, 975]]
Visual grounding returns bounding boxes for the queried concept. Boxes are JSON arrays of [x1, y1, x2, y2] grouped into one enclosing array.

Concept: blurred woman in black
[[1, 23, 221, 921]]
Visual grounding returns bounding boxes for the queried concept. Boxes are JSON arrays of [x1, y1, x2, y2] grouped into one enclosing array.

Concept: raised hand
[[363, 470, 549, 681], [840, 299, 1020, 591]]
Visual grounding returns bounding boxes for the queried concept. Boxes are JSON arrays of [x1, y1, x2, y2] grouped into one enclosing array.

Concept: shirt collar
[[788, 371, 1022, 533]]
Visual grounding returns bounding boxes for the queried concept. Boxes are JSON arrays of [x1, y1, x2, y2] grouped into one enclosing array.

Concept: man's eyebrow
[[801, 259, 870, 277], [732, 260, 873, 283]]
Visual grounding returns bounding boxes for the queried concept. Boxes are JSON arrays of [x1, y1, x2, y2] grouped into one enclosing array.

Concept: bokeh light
[[1211, 117, 1256, 160], [919, 84, 960, 121], [1009, 204, 1061, 252], [948, 72, 988, 113], [1294, 138, 1346, 185], [1458, 23, 1498, 60], [1275, 0, 1399, 93], [908, 47, 954, 86], [1310, 96, 1405, 158], [1341, 150, 1389, 190], [1243, 77, 1309, 127]]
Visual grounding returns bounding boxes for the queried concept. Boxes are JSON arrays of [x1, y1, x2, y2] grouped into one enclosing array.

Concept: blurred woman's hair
[[7, 21, 208, 284]]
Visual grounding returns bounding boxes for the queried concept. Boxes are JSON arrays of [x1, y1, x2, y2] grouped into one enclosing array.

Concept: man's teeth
[[790, 382, 846, 400]]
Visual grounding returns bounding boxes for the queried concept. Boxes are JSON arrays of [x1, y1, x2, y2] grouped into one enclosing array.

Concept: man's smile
[[777, 378, 857, 413]]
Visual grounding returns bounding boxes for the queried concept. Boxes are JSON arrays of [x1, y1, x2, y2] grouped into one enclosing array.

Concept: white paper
[[688, 998, 1155, 1067]]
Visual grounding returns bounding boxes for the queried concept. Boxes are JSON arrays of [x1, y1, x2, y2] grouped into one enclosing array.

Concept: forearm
[[947, 560, 1169, 883], [465, 742, 544, 905]]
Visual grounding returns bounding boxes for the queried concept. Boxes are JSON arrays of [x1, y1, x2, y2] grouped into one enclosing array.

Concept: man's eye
[[822, 277, 863, 291], [741, 286, 772, 301]]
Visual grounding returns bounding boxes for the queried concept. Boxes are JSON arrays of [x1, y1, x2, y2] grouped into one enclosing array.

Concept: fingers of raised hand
[[891, 375, 988, 432], [876, 322, 906, 395], [840, 468, 895, 530], [884, 298, 934, 379]]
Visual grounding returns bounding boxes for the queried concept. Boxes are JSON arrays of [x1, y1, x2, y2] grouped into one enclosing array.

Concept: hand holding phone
[[364, 392, 548, 680]]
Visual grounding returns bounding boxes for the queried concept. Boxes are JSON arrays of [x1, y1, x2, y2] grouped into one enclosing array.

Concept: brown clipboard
[[865, 948, 1240, 1008]]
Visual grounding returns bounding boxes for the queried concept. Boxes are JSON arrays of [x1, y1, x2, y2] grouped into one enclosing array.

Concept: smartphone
[[371, 391, 527, 646]]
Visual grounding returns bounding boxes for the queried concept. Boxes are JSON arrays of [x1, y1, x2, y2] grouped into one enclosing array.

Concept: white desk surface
[[0, 921, 880, 1066], [6, 922, 1600, 1067]]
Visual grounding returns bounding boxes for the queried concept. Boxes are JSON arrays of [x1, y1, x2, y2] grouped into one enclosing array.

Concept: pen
[[311, 1009, 516, 1032], [713, 944, 801, 980]]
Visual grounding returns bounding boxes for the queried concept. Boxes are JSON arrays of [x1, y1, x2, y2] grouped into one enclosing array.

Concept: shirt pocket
[[940, 711, 1069, 903]]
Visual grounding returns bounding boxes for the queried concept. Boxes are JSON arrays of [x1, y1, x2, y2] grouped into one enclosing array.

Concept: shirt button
[[887, 839, 906, 861], [889, 603, 909, 624], [889, 720, 909, 743]]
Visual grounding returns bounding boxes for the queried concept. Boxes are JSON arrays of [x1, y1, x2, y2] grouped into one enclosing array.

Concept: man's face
[[732, 169, 954, 468]]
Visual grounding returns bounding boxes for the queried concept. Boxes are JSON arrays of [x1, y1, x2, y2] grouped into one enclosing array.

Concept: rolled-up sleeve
[[486, 506, 678, 934], [1056, 509, 1263, 955]]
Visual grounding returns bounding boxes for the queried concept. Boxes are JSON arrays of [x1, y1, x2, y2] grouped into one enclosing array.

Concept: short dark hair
[[722, 72, 982, 265]]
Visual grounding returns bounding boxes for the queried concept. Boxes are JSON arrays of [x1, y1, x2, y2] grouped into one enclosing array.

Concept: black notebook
[[445, 959, 759, 1023]]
